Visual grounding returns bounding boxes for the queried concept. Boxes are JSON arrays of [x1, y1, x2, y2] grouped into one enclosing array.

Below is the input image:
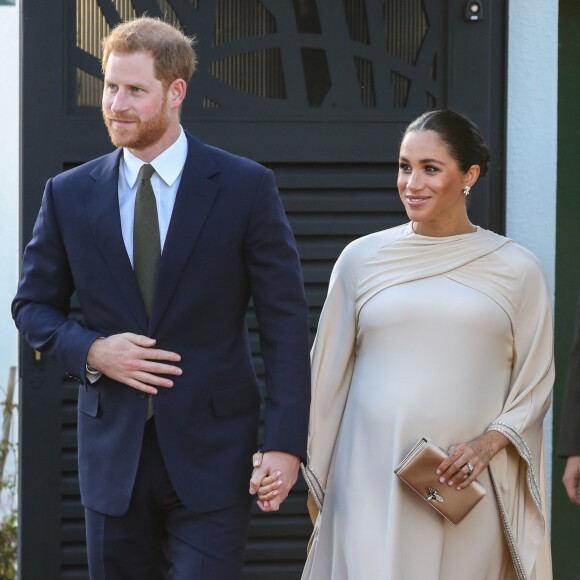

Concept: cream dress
[[302, 223, 553, 580]]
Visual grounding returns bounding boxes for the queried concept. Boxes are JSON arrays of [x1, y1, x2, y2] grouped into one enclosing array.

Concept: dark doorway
[[19, 1, 506, 577]]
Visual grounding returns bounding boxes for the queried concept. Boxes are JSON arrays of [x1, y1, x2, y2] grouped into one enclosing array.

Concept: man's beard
[[102, 98, 170, 151]]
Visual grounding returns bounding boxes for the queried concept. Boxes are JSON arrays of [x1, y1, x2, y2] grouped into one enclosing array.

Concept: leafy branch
[[0, 367, 17, 579]]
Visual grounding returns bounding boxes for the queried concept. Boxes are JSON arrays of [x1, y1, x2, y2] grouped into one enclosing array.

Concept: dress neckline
[[405, 221, 480, 241]]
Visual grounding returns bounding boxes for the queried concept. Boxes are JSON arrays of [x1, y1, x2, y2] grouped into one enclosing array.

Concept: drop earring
[[463, 185, 471, 196]]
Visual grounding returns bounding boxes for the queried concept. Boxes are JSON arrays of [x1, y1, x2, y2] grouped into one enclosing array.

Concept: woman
[[258, 110, 553, 579]]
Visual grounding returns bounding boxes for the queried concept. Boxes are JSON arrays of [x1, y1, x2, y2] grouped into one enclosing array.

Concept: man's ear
[[168, 78, 187, 109]]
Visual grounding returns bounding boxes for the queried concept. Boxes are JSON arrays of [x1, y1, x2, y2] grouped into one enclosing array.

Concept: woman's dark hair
[[402, 110, 491, 177]]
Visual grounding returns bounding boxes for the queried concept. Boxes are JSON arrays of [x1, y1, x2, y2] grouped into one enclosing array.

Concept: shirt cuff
[[85, 363, 102, 384]]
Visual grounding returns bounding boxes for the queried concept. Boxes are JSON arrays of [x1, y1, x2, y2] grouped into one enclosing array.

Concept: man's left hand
[[249, 451, 300, 512]]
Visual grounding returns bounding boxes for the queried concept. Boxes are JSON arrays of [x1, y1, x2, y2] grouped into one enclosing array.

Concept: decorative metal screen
[[71, 0, 444, 114]]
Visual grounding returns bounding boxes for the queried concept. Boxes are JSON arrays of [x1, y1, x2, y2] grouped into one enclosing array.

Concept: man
[[12, 17, 310, 580], [559, 292, 580, 505]]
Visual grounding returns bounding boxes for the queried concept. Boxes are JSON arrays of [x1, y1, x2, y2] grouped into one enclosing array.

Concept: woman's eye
[[398, 163, 411, 172], [425, 165, 439, 173]]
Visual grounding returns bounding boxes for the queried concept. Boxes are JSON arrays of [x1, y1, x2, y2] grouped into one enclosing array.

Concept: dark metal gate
[[19, 1, 506, 577]]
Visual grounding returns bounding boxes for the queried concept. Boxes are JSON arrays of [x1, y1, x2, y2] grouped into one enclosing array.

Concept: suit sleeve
[[243, 168, 311, 460], [558, 291, 580, 456], [12, 178, 102, 385]]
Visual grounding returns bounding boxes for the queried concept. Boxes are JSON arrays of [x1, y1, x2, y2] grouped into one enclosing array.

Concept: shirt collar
[[122, 127, 188, 188]]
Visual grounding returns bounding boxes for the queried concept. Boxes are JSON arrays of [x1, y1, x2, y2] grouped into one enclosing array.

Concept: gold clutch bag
[[394, 437, 486, 526]]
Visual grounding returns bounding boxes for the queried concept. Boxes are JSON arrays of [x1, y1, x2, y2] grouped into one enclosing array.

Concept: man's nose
[[110, 92, 129, 112]]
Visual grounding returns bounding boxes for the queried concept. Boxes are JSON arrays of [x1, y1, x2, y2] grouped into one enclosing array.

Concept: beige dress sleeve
[[485, 246, 554, 579], [447, 241, 554, 579], [301, 237, 360, 522]]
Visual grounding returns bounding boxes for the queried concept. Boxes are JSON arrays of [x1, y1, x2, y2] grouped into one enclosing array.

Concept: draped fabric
[[302, 222, 553, 580]]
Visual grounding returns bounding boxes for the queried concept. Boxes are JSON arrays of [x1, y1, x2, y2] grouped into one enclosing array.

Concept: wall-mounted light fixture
[[465, 0, 484, 22]]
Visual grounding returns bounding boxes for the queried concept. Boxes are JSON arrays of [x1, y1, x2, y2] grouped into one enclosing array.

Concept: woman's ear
[[465, 164, 481, 189]]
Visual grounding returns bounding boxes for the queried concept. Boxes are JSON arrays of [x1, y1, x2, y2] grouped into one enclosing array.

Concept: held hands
[[436, 431, 509, 491], [562, 456, 580, 505], [249, 451, 300, 512], [86, 333, 182, 393]]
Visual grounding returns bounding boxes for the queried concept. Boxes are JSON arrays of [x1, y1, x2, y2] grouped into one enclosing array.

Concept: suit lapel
[[85, 149, 149, 333], [149, 134, 220, 333]]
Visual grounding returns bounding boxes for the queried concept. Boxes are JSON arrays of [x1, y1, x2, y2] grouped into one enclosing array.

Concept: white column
[[506, 0, 559, 514], [0, 0, 20, 514]]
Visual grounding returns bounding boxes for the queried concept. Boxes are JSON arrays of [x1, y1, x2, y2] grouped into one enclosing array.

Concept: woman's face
[[397, 130, 479, 236]]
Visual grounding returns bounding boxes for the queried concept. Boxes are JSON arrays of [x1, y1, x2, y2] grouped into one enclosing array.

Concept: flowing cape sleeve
[[484, 246, 554, 580], [301, 240, 361, 524]]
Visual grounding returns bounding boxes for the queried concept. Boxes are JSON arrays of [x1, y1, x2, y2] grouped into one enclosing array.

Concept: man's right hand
[[86, 333, 182, 393]]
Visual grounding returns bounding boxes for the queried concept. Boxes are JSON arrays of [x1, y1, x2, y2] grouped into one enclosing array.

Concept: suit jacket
[[12, 132, 311, 516], [559, 292, 580, 456]]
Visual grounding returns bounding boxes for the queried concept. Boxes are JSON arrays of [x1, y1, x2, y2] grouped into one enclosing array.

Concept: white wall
[[0, 1, 20, 513], [506, 0, 558, 513]]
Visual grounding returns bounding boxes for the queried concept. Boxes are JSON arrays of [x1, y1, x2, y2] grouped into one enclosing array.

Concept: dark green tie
[[133, 164, 160, 317], [133, 164, 159, 421]]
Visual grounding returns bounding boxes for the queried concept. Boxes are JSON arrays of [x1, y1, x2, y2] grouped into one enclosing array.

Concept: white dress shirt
[[118, 127, 188, 264], [86, 127, 188, 380]]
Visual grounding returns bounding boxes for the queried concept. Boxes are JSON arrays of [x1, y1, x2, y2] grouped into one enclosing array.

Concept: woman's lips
[[406, 195, 431, 206]]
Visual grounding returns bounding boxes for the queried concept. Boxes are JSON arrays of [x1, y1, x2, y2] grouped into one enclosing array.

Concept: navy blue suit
[[13, 132, 311, 577]]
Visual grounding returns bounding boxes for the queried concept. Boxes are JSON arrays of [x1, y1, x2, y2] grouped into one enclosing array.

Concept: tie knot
[[138, 164, 155, 181]]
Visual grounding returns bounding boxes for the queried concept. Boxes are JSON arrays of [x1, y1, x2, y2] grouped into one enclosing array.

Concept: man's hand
[[87, 333, 182, 393], [562, 456, 580, 505], [249, 451, 300, 512]]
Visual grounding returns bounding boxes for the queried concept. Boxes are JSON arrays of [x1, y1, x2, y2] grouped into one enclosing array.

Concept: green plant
[[0, 367, 17, 579], [0, 511, 17, 580]]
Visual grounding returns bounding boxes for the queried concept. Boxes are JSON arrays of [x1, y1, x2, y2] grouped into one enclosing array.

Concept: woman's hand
[[436, 431, 509, 490], [256, 471, 284, 502]]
